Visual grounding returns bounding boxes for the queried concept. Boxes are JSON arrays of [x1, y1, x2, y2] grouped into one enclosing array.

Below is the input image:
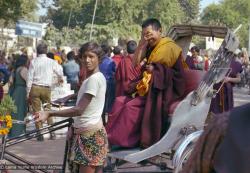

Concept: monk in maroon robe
[[112, 46, 123, 68], [115, 40, 143, 97], [106, 18, 186, 148]]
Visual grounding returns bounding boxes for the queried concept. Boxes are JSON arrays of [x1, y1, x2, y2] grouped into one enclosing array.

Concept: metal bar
[[6, 118, 72, 144], [62, 121, 72, 173], [5, 152, 50, 173], [0, 135, 7, 160], [62, 138, 68, 173], [6, 124, 69, 147], [2, 118, 72, 173], [4, 155, 41, 173]]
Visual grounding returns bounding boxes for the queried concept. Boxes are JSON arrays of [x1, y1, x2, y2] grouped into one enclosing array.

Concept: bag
[[25, 104, 36, 133]]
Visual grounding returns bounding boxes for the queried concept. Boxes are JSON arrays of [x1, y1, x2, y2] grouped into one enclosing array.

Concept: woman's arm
[[20, 67, 28, 82], [224, 73, 241, 83], [36, 93, 93, 122]]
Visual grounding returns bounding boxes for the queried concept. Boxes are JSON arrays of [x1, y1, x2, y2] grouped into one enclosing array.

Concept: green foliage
[[0, 95, 17, 115], [44, 25, 87, 47], [0, 1, 21, 25], [146, 0, 186, 33], [19, 0, 39, 21], [42, 0, 200, 46], [200, 4, 224, 25], [0, 0, 38, 26], [192, 36, 206, 49], [178, 0, 200, 22], [201, 0, 250, 47]]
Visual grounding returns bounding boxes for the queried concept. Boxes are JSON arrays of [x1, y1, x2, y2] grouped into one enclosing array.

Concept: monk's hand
[[35, 111, 49, 123], [140, 58, 147, 66], [139, 33, 148, 48], [146, 64, 154, 72]]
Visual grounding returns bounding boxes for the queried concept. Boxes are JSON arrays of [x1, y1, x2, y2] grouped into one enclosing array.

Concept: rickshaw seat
[[168, 69, 206, 115]]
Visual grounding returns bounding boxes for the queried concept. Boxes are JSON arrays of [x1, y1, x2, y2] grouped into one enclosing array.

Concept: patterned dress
[[68, 127, 108, 172]]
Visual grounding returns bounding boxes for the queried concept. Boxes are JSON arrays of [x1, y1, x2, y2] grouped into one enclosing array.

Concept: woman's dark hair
[[15, 55, 28, 69], [127, 40, 137, 54], [11, 55, 28, 86], [37, 42, 48, 55], [142, 18, 162, 30], [79, 42, 104, 61], [67, 51, 75, 61], [47, 52, 54, 59]]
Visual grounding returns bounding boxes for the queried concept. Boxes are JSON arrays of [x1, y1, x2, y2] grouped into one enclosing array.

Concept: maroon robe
[[112, 54, 123, 68], [106, 57, 185, 148], [115, 55, 142, 97], [141, 57, 185, 147], [210, 59, 243, 114]]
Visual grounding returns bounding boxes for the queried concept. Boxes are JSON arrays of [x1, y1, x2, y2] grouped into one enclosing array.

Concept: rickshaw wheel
[[174, 143, 194, 173], [173, 130, 203, 173]]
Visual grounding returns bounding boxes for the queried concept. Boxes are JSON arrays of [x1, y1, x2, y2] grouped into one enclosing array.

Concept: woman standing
[[36, 42, 108, 173], [9, 55, 29, 138], [210, 55, 243, 114]]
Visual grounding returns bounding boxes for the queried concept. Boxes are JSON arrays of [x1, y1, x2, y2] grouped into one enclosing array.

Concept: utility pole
[[248, 22, 250, 55], [65, 6, 73, 41], [89, 0, 98, 41], [67, 6, 73, 29]]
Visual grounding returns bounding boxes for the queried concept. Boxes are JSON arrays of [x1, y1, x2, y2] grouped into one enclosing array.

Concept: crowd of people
[[184, 45, 249, 114], [0, 18, 249, 172]]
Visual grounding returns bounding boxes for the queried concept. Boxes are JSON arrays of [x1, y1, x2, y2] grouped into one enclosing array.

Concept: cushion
[[168, 69, 206, 115]]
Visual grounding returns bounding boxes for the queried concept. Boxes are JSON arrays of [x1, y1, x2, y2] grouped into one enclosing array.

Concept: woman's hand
[[35, 111, 50, 123], [224, 77, 231, 83]]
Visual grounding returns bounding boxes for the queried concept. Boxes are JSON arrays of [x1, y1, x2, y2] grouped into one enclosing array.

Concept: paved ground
[[233, 86, 250, 107], [1, 86, 249, 173]]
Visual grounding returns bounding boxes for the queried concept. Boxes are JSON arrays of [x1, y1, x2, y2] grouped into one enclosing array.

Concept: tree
[[178, 0, 200, 23], [19, 0, 39, 21], [0, 1, 21, 25], [146, 0, 186, 32], [42, 0, 199, 46], [201, 0, 250, 47], [0, 0, 38, 26]]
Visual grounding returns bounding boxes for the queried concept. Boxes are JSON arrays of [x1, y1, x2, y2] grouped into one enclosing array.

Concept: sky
[[200, 0, 220, 10], [38, 0, 220, 16]]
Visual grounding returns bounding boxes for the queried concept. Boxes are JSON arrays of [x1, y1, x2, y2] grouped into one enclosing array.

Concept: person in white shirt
[[36, 42, 108, 173], [27, 42, 63, 141]]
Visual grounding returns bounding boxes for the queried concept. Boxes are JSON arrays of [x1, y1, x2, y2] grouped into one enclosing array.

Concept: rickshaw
[[106, 24, 239, 172], [0, 25, 238, 173]]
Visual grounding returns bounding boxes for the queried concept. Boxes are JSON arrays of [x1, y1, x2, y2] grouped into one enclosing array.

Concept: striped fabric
[[26, 54, 63, 95]]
